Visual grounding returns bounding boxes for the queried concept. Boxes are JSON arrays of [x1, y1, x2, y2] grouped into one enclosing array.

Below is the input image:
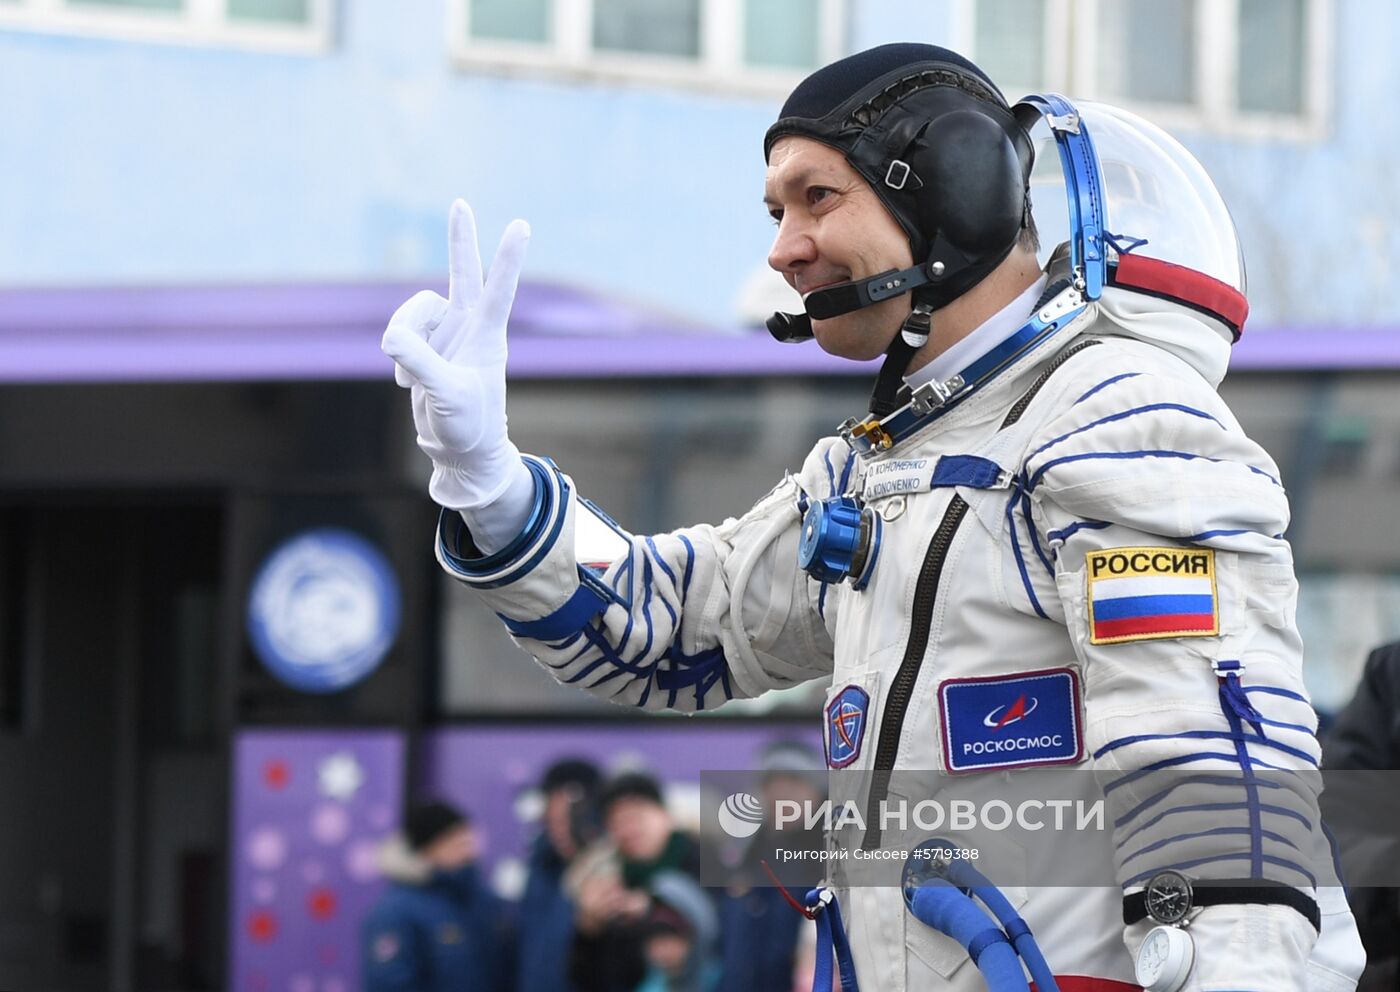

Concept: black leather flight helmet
[[764, 45, 1036, 416]]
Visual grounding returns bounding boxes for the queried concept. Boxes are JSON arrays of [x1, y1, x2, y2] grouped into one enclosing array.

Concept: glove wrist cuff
[[428, 442, 527, 511], [436, 456, 566, 589]]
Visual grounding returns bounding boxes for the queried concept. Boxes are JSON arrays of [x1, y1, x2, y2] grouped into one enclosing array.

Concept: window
[[467, 0, 550, 44], [960, 0, 1331, 138], [965, 0, 1056, 98], [0, 0, 333, 54], [594, 0, 700, 58], [451, 0, 847, 93], [1094, 0, 1196, 106], [744, 0, 823, 70], [1237, 0, 1307, 115]]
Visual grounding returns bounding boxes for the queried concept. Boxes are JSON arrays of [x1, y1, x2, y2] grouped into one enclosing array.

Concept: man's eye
[[808, 187, 835, 206], [769, 210, 784, 226]]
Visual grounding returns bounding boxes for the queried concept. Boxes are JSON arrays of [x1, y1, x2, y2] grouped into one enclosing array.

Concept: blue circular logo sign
[[246, 528, 402, 693]]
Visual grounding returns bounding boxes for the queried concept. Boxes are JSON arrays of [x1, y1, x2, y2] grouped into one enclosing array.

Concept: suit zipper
[[862, 495, 968, 848], [858, 337, 1102, 849]]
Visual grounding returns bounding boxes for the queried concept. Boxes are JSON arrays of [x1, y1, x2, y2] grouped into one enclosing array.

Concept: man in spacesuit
[[382, 43, 1364, 992]]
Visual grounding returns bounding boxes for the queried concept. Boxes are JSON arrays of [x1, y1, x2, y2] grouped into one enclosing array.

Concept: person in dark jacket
[[1326, 641, 1400, 769], [718, 741, 825, 992], [569, 771, 706, 992], [517, 758, 602, 992], [361, 801, 513, 992], [1323, 641, 1400, 991]]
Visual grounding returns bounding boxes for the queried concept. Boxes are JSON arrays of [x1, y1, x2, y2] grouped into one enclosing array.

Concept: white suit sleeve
[[1022, 366, 1358, 990], [434, 440, 850, 712]]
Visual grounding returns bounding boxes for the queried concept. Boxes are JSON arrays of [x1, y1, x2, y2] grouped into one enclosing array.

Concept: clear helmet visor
[[1026, 101, 1246, 297]]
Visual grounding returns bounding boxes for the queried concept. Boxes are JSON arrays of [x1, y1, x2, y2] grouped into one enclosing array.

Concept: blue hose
[[906, 879, 1030, 992], [972, 887, 1059, 992], [903, 840, 1061, 992], [945, 862, 1061, 992]]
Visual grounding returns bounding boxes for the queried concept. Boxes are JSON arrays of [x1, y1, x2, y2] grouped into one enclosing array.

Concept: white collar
[[904, 273, 1049, 391]]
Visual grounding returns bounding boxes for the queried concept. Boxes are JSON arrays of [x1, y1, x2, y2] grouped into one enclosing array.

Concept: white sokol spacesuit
[[394, 45, 1366, 992], [437, 292, 1363, 990]]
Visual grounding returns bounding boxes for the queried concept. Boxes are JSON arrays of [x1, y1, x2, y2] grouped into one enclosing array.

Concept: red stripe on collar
[[1110, 253, 1248, 339]]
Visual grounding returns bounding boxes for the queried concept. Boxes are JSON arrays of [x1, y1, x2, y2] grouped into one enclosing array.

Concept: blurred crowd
[[359, 742, 825, 992], [350, 637, 1400, 992]]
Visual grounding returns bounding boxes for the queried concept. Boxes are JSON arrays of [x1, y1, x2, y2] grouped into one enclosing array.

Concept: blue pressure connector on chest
[[798, 496, 882, 590]]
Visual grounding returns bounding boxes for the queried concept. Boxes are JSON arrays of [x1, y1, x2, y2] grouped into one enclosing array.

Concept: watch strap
[[1123, 878, 1321, 933]]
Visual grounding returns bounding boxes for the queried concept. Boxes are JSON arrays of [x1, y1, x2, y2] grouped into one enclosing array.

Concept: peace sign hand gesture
[[382, 199, 531, 512]]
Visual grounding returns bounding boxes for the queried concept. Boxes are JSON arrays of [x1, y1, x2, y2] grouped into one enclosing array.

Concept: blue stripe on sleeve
[[635, 557, 657, 659], [1114, 775, 1286, 830], [1027, 403, 1225, 464], [1182, 528, 1253, 542], [1028, 450, 1281, 492], [1118, 801, 1312, 849], [498, 584, 608, 640], [1093, 729, 1320, 766], [1022, 490, 1054, 576], [1245, 686, 1309, 704], [1220, 692, 1265, 877], [1255, 716, 1316, 735], [1120, 825, 1299, 870], [1046, 520, 1110, 544], [677, 534, 696, 598], [1073, 372, 1140, 405], [645, 536, 679, 587], [1125, 854, 1315, 889], [1004, 481, 1048, 619], [1103, 752, 1293, 796], [837, 450, 855, 494]]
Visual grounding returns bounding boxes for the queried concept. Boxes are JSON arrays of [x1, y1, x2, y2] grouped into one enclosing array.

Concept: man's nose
[[767, 216, 817, 273]]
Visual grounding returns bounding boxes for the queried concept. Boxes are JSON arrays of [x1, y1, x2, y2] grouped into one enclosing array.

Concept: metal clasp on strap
[[1046, 111, 1080, 134], [885, 159, 911, 190], [909, 373, 965, 416], [1037, 285, 1085, 323], [840, 416, 894, 451]]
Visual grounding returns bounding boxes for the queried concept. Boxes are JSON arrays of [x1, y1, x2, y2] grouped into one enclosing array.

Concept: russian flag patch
[[1087, 546, 1219, 645]]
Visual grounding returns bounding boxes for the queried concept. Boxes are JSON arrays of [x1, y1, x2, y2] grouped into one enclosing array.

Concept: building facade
[[1, 2, 1396, 989]]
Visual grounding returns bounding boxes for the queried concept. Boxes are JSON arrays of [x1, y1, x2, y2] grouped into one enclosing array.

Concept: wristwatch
[[1123, 870, 1321, 931], [1125, 868, 1325, 992], [1143, 869, 1194, 925]]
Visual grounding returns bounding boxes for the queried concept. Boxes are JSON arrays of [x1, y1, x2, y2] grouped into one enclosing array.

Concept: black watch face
[[1144, 870, 1193, 924]]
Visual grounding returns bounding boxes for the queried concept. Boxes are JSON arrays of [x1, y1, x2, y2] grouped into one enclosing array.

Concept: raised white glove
[[382, 200, 535, 547]]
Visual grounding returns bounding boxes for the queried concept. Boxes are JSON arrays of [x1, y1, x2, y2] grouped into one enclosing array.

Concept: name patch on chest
[[1086, 546, 1218, 644], [938, 669, 1084, 773], [861, 458, 933, 501]]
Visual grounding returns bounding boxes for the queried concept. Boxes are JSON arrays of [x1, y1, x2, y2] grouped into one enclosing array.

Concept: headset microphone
[[765, 310, 814, 343]]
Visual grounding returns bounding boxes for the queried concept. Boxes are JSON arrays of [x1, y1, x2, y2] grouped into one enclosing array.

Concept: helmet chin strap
[[806, 262, 938, 319], [869, 303, 932, 418], [765, 261, 937, 344]]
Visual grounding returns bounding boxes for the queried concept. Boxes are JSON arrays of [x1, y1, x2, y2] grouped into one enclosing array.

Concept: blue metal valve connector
[[798, 496, 866, 584]]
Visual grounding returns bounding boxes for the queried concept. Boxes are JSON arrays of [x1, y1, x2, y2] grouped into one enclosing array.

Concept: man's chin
[[811, 315, 896, 362]]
